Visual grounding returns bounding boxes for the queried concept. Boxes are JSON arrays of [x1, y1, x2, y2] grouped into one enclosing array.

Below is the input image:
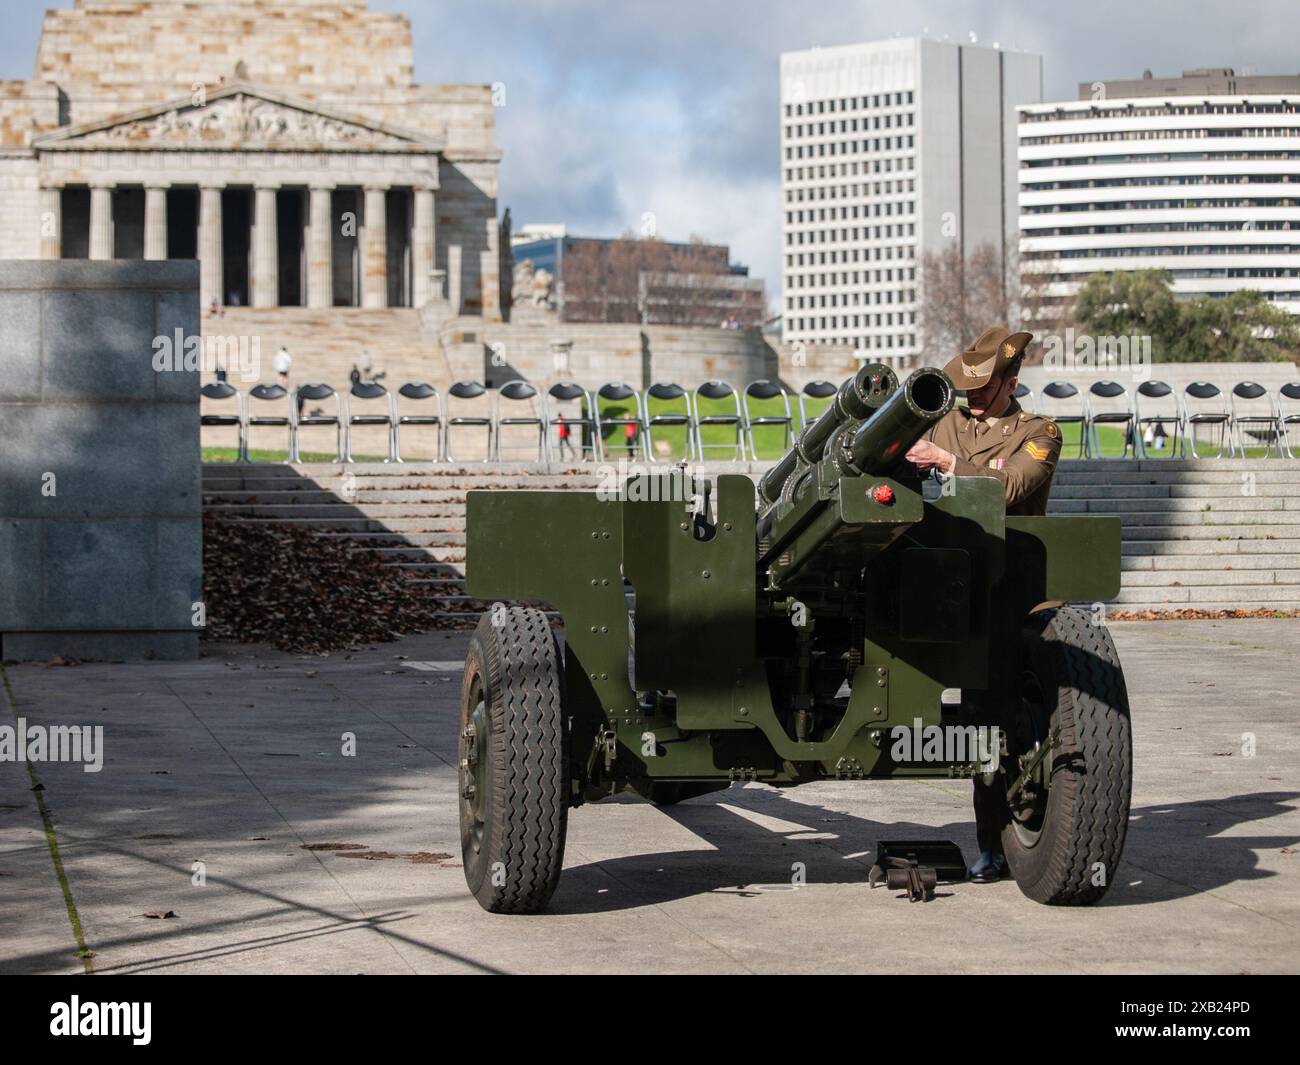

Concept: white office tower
[[1019, 68, 1300, 330], [779, 37, 1042, 363]]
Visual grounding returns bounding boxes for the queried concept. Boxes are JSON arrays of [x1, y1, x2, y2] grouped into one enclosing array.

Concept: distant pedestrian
[[556, 413, 573, 459], [273, 346, 292, 391], [624, 419, 638, 456]]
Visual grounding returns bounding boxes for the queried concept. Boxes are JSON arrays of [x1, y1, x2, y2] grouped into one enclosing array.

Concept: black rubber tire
[[459, 606, 568, 914], [1002, 606, 1132, 905]]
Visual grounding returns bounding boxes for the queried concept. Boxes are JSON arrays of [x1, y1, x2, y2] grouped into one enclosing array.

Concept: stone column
[[88, 183, 114, 260], [199, 185, 224, 310], [252, 184, 279, 309], [362, 185, 388, 309], [38, 186, 61, 259], [446, 244, 462, 317], [480, 214, 502, 322], [411, 186, 436, 308], [307, 184, 334, 309], [144, 184, 169, 261]]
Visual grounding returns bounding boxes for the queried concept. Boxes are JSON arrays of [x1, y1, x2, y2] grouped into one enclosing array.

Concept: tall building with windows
[[779, 38, 1042, 363], [1019, 68, 1300, 328]]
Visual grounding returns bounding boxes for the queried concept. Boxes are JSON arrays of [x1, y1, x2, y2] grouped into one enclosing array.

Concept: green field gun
[[459, 363, 1132, 912]]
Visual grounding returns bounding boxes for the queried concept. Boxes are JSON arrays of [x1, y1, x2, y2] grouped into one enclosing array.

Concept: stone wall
[[37, 0, 414, 94], [29, 2, 499, 159], [438, 317, 783, 393], [0, 260, 203, 660], [0, 81, 61, 148]]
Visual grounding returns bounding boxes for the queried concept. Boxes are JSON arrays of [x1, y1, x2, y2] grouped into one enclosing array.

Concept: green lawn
[[600, 392, 824, 463], [1054, 421, 1279, 460], [203, 411, 1284, 465], [202, 447, 389, 463]]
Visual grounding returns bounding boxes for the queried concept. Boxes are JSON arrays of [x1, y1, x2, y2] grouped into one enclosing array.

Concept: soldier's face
[[966, 372, 1016, 418]]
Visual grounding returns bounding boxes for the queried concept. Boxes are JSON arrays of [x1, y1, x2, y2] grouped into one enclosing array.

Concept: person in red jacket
[[556, 414, 573, 459]]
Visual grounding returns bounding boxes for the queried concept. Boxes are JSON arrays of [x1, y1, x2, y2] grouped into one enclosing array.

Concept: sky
[[3, 0, 1298, 296]]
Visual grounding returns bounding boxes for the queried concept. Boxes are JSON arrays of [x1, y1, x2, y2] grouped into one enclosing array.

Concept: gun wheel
[[459, 606, 568, 914], [999, 605, 1132, 905]]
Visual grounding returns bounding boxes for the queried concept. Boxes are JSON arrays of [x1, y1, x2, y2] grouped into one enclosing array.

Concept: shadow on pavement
[[550, 787, 1300, 914]]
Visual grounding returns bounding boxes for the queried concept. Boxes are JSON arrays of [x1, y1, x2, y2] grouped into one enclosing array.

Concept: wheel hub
[[462, 698, 488, 850], [1007, 669, 1052, 845]]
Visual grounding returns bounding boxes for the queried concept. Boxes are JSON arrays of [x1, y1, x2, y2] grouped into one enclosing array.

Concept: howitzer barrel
[[756, 366, 955, 556], [843, 366, 955, 474], [757, 363, 898, 507]]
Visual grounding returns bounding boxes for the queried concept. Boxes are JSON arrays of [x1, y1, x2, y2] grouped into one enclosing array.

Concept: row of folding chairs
[[1013, 380, 1300, 459], [597, 379, 830, 463], [201, 377, 842, 463], [202, 380, 436, 463]]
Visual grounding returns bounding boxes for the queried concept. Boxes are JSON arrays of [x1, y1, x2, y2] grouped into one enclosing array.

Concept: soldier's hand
[[905, 440, 954, 475]]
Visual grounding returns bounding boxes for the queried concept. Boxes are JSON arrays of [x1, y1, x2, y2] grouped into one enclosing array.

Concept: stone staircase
[[1050, 460, 1300, 611], [203, 307, 453, 389], [201, 458, 1300, 619]]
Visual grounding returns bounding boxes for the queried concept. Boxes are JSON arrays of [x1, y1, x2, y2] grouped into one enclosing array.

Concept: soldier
[[904, 325, 1063, 883]]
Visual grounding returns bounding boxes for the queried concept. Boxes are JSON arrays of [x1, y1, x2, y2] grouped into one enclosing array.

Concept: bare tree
[[559, 236, 758, 326], [1017, 245, 1082, 361], [919, 241, 1010, 355]]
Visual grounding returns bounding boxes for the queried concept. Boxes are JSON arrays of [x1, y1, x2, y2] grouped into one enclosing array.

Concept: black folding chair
[[344, 381, 395, 463], [1038, 382, 1086, 459], [545, 382, 597, 463], [1230, 382, 1283, 458], [642, 382, 696, 463], [692, 380, 744, 461], [245, 383, 294, 462], [1134, 381, 1182, 458], [1085, 381, 1134, 459], [743, 380, 794, 460], [294, 383, 342, 463], [394, 382, 443, 462], [200, 381, 245, 461], [798, 380, 838, 430], [594, 382, 645, 461], [1182, 382, 1232, 459], [1279, 383, 1300, 459], [443, 380, 494, 462], [494, 380, 546, 461]]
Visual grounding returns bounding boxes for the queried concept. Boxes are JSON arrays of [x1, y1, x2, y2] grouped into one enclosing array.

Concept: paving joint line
[[1, 663, 94, 974]]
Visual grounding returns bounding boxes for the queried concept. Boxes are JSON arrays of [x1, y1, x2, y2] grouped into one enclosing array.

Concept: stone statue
[[512, 259, 534, 306], [531, 267, 553, 307]]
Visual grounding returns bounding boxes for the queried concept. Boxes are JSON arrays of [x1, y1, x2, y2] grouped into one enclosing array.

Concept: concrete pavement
[[2, 620, 1297, 974]]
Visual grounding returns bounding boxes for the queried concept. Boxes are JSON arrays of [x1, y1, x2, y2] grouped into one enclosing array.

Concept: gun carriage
[[459, 363, 1131, 912]]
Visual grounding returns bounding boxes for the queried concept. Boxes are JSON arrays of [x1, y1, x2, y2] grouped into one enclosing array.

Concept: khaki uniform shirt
[[926, 398, 1062, 516]]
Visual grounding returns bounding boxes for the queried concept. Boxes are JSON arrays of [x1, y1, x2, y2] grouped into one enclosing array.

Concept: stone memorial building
[[0, 0, 503, 319], [0, 0, 809, 410]]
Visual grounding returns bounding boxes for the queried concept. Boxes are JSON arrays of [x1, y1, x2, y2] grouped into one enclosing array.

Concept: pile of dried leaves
[[202, 514, 474, 654], [1110, 608, 1300, 621]]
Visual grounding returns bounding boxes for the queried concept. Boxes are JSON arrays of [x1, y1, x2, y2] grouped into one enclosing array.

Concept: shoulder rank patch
[[1023, 441, 1052, 461], [1045, 421, 1059, 439]]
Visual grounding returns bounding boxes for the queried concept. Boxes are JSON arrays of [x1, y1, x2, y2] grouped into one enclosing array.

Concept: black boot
[[967, 850, 1009, 883], [969, 778, 1009, 882]]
